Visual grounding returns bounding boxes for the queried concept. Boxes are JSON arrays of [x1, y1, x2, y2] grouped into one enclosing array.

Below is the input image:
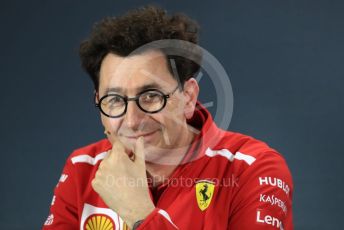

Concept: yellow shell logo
[[195, 180, 215, 211], [84, 214, 114, 230]]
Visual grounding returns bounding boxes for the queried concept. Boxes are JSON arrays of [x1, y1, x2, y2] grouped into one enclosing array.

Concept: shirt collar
[[179, 100, 223, 164]]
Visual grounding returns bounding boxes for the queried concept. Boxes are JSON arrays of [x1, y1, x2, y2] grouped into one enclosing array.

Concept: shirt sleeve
[[42, 156, 79, 230], [228, 151, 293, 230], [136, 208, 179, 230]]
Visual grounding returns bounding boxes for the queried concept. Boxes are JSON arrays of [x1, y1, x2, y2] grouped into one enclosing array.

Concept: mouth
[[124, 130, 158, 140]]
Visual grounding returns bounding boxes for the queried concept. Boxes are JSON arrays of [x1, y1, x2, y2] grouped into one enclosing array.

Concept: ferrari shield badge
[[195, 180, 215, 211]]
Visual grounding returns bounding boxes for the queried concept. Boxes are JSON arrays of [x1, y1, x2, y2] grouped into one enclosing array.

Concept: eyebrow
[[104, 82, 164, 95]]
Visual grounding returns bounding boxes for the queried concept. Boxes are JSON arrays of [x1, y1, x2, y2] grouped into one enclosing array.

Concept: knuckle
[[91, 179, 98, 189], [99, 161, 105, 170], [95, 170, 102, 178]]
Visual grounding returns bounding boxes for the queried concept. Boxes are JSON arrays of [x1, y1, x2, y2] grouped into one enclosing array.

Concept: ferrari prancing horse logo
[[195, 180, 215, 211]]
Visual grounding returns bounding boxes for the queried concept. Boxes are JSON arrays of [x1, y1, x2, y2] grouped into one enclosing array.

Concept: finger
[[134, 136, 146, 166], [91, 178, 100, 193], [108, 135, 126, 161], [116, 139, 131, 160], [103, 150, 112, 161]]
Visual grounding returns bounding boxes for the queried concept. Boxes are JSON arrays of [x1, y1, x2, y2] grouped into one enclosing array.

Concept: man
[[43, 6, 293, 230]]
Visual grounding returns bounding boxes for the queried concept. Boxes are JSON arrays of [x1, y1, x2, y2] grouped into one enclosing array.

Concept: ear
[[183, 78, 200, 119], [94, 90, 99, 105]]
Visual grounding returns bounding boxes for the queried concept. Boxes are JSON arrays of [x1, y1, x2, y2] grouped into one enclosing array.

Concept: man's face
[[98, 50, 196, 161]]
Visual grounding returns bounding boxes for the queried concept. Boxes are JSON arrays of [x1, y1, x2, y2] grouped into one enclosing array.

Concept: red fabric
[[43, 101, 293, 230]]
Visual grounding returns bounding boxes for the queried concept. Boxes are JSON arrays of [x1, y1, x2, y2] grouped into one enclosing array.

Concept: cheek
[[101, 115, 121, 133], [164, 106, 186, 127], [155, 113, 182, 143], [166, 98, 186, 119]]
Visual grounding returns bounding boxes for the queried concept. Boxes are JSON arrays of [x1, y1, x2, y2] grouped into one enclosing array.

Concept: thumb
[[134, 136, 146, 166]]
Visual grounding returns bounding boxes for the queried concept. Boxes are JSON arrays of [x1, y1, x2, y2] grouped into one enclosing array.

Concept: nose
[[123, 101, 146, 130]]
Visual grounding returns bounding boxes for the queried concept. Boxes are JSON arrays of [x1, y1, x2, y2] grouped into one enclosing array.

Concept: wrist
[[132, 219, 144, 230], [127, 204, 155, 228]]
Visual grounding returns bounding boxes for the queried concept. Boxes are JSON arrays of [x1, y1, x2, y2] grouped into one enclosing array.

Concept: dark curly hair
[[79, 6, 202, 91]]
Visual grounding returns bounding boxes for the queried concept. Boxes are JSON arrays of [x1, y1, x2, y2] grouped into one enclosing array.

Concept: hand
[[92, 136, 155, 228]]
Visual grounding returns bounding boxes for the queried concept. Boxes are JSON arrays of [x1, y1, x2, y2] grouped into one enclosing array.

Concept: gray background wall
[[1, 0, 343, 229]]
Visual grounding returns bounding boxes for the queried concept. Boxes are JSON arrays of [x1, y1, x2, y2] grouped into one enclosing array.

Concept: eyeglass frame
[[95, 85, 180, 118]]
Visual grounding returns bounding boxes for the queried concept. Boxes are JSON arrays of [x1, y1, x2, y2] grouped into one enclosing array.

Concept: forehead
[[99, 50, 176, 94]]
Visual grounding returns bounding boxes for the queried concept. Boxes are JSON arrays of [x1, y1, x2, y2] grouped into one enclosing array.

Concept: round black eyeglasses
[[95, 85, 179, 118]]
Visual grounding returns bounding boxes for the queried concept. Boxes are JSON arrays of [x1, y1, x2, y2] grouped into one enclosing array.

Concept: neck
[[145, 124, 197, 187]]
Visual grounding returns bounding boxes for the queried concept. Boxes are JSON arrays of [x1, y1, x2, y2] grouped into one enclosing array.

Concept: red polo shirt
[[43, 102, 293, 229]]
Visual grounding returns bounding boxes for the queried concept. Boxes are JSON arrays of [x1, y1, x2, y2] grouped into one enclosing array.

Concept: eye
[[106, 95, 124, 106], [140, 92, 162, 103]]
